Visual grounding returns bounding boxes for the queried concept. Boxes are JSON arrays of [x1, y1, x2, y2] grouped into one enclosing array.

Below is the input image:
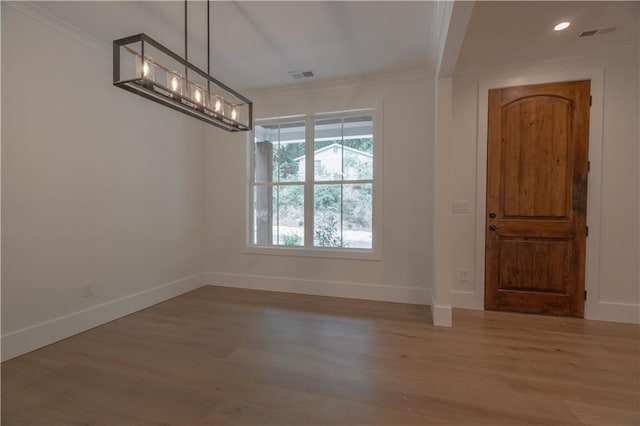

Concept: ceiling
[[456, 1, 639, 74], [33, 1, 436, 90], [27, 1, 640, 89]]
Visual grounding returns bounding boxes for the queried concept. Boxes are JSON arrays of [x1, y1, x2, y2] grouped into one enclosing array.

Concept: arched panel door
[[485, 80, 590, 316]]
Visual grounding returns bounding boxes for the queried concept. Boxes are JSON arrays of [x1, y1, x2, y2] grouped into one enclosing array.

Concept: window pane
[[277, 122, 306, 182], [343, 116, 373, 144], [314, 116, 373, 181], [253, 185, 275, 245], [314, 118, 343, 181], [254, 122, 305, 183], [343, 116, 373, 180], [253, 140, 276, 183], [277, 185, 304, 246], [343, 184, 372, 249], [314, 184, 342, 247], [343, 142, 373, 180]]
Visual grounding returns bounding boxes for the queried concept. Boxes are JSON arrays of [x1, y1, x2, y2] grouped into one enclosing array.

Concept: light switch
[[452, 200, 471, 214]]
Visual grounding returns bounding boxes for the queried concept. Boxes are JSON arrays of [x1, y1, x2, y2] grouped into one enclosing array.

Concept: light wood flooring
[[2, 286, 639, 425]]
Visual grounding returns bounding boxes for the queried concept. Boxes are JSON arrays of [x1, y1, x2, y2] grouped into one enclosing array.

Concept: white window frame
[[245, 108, 382, 260]]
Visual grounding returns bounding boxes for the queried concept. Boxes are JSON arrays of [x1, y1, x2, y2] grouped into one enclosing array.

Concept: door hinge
[[584, 290, 587, 301], [589, 95, 592, 106], [587, 161, 591, 172], [585, 226, 589, 236]]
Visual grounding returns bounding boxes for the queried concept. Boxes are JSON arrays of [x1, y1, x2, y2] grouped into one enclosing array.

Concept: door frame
[[470, 70, 604, 320]]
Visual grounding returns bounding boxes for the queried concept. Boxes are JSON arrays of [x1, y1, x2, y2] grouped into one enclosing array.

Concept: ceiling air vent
[[289, 70, 315, 80], [579, 27, 616, 38]]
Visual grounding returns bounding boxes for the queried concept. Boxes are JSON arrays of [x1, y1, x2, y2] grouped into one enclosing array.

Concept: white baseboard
[[451, 291, 639, 324], [451, 290, 482, 310], [431, 304, 453, 327], [430, 291, 452, 327], [587, 301, 640, 324], [1, 273, 206, 361], [206, 272, 430, 306]]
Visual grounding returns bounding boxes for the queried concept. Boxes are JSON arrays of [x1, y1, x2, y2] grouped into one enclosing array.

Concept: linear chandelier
[[113, 1, 252, 132]]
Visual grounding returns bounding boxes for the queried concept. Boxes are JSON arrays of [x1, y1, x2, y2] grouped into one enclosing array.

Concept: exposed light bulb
[[139, 57, 154, 81], [210, 95, 224, 115], [195, 89, 202, 103], [231, 107, 238, 121], [166, 71, 182, 95], [554, 22, 570, 31]]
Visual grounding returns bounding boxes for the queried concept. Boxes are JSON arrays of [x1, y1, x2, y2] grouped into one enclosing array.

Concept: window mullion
[[340, 117, 345, 248], [304, 116, 314, 248], [248, 134, 254, 246], [314, 179, 372, 185], [276, 125, 281, 245]]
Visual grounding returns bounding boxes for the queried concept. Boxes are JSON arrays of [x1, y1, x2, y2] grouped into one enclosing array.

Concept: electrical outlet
[[82, 283, 94, 298], [247, 258, 255, 269], [459, 269, 471, 282]]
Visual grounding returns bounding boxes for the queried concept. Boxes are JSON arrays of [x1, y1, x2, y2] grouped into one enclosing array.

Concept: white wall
[[450, 50, 640, 324], [637, 3, 640, 326], [205, 73, 435, 305], [1, 4, 207, 359]]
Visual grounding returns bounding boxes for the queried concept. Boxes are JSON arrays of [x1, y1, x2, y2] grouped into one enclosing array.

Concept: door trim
[[467, 70, 604, 320]]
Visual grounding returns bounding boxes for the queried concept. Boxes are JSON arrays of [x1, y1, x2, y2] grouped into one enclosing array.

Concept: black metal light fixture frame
[[113, 2, 252, 132]]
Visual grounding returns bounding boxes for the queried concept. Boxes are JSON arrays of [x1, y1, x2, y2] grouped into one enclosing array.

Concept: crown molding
[[5, 1, 111, 58]]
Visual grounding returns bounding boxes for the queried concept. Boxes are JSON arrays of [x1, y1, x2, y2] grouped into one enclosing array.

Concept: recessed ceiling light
[[554, 22, 571, 31]]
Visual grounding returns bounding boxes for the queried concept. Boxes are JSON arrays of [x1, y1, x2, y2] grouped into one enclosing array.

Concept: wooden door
[[485, 80, 590, 317]]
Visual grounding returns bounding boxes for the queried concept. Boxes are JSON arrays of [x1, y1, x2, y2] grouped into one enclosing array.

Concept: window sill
[[243, 245, 381, 261]]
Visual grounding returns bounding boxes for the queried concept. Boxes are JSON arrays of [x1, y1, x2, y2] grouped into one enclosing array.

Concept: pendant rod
[[207, 0, 211, 93], [184, 0, 189, 81]]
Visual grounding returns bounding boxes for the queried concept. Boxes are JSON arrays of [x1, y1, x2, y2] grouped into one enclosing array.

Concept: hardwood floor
[[2, 286, 639, 425]]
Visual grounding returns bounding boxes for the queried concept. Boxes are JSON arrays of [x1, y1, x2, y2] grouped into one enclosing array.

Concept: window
[[250, 110, 378, 254]]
